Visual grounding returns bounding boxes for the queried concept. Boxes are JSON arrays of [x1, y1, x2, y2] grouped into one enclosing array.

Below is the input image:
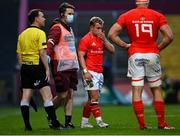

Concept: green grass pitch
[[0, 105, 179, 135]]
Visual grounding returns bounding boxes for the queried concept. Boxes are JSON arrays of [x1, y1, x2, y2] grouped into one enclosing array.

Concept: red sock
[[153, 101, 165, 126], [132, 100, 146, 128], [91, 104, 101, 118], [82, 102, 91, 118]]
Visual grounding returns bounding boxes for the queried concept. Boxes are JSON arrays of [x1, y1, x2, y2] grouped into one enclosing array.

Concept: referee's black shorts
[[20, 62, 49, 89]]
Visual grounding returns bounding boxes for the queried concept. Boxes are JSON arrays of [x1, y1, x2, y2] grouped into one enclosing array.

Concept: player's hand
[[157, 45, 163, 52], [124, 43, 131, 48], [126, 43, 131, 48], [84, 72, 92, 81], [97, 31, 106, 42]]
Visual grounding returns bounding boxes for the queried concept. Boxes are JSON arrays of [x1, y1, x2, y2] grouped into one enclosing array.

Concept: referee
[[16, 9, 62, 131]]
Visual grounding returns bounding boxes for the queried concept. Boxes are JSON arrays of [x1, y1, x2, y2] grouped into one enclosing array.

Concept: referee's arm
[[16, 36, 22, 66], [39, 49, 50, 82], [39, 31, 50, 81]]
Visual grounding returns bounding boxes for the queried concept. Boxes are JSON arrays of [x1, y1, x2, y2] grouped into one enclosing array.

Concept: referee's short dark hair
[[28, 9, 42, 24], [58, 2, 75, 17]]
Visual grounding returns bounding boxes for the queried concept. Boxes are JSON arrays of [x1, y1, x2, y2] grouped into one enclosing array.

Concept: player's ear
[[90, 25, 93, 30]]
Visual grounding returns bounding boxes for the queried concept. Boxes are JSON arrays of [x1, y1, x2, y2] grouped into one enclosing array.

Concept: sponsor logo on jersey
[[91, 42, 96, 46]]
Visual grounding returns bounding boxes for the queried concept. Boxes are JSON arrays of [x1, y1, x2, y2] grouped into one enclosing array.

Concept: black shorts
[[20, 62, 49, 89]]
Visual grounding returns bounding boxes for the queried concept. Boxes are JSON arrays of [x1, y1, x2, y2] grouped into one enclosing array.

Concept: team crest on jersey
[[140, 17, 145, 21], [91, 42, 96, 46]]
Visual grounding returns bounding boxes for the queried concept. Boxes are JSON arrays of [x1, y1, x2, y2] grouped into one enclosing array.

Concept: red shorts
[[51, 60, 78, 92]]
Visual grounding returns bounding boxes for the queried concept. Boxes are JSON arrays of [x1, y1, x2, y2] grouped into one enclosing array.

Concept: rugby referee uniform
[[17, 26, 48, 89], [17, 9, 62, 131]]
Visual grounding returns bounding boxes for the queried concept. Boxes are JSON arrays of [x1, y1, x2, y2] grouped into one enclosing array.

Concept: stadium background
[[0, 0, 180, 107]]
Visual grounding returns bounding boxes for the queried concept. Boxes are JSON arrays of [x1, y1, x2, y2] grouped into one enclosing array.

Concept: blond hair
[[89, 16, 104, 26]]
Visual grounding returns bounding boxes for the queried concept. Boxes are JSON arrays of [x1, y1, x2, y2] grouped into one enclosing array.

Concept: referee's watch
[[83, 68, 88, 74]]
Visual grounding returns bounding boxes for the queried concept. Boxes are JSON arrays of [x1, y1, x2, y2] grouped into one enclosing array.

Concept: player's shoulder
[[126, 8, 139, 14], [81, 32, 91, 41], [127, 8, 137, 14], [79, 33, 92, 46], [120, 8, 139, 18]]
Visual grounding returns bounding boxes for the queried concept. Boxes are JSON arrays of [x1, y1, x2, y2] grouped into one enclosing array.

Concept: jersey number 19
[[135, 24, 153, 38]]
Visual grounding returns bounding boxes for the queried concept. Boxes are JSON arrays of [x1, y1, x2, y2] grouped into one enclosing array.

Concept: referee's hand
[[45, 70, 50, 82]]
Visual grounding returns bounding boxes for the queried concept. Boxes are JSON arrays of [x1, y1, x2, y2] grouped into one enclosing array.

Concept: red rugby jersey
[[117, 7, 167, 56], [78, 32, 104, 73]]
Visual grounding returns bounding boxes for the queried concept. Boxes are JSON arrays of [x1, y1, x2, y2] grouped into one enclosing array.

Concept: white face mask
[[66, 15, 74, 23]]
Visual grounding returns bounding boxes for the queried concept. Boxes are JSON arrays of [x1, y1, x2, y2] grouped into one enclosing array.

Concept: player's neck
[[136, 4, 148, 8]]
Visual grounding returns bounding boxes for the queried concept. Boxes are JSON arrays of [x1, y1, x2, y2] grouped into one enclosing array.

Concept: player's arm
[[78, 51, 87, 70], [98, 31, 115, 53], [78, 50, 92, 80], [104, 39, 115, 53], [108, 23, 130, 49], [158, 24, 173, 51]]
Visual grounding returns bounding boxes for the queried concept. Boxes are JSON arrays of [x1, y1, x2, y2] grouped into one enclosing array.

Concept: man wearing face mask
[[47, 2, 79, 129]]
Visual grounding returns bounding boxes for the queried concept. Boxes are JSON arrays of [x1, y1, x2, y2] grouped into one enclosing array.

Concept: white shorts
[[127, 53, 162, 85], [84, 70, 104, 91]]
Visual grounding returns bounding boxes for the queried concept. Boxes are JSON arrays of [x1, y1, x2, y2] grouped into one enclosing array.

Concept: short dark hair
[[89, 16, 104, 26], [58, 2, 75, 16], [28, 9, 42, 24]]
